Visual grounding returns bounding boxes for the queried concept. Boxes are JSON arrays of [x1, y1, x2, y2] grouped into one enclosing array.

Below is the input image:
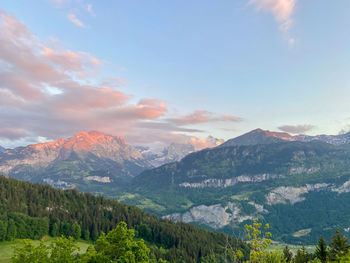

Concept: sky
[[1, 0, 350, 148]]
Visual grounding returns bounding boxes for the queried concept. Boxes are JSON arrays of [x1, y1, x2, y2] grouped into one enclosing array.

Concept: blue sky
[[1, 0, 350, 148]]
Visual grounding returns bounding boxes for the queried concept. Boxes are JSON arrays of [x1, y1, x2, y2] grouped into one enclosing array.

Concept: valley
[[2, 129, 350, 245]]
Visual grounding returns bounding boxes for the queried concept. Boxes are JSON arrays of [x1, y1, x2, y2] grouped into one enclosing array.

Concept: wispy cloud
[[250, 0, 296, 32], [86, 4, 95, 17], [67, 13, 85, 27], [167, 110, 242, 126], [278, 124, 315, 134]]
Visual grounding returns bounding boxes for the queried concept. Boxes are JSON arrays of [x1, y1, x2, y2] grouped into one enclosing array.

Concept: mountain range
[[137, 143, 196, 167], [120, 129, 350, 244], [2, 128, 350, 244], [0, 131, 152, 189], [220, 128, 350, 147], [0, 131, 221, 191]]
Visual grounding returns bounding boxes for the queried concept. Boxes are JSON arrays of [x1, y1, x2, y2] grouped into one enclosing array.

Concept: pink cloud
[[168, 110, 213, 125], [67, 13, 85, 28], [1, 75, 43, 101], [189, 136, 225, 150], [222, 114, 242, 121], [0, 9, 241, 147], [167, 110, 242, 126], [250, 0, 296, 32], [41, 47, 82, 71], [135, 98, 167, 119]]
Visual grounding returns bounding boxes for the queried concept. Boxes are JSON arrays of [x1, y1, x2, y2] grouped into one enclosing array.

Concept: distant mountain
[[220, 128, 296, 147], [138, 143, 195, 167], [296, 132, 350, 145], [137, 136, 224, 167], [0, 146, 4, 153], [220, 128, 350, 147], [0, 131, 152, 189], [125, 140, 350, 244]]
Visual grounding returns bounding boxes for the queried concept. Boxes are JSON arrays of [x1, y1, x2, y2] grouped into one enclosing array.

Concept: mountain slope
[[0, 175, 248, 262], [0, 131, 152, 189], [0, 146, 4, 153], [124, 141, 350, 244]]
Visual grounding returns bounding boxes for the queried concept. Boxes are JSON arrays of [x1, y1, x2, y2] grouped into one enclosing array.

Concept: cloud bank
[[0, 10, 240, 148], [278, 124, 315, 134]]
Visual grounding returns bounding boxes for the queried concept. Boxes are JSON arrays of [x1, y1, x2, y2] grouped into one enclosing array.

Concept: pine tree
[[50, 223, 59, 237], [283, 245, 293, 262], [295, 246, 309, 263], [315, 236, 328, 263], [0, 220, 8, 241], [71, 222, 81, 240], [82, 229, 90, 240], [329, 229, 349, 261], [6, 219, 17, 241]]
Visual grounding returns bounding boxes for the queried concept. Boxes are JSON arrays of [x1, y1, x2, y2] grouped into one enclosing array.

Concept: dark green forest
[[0, 175, 248, 262]]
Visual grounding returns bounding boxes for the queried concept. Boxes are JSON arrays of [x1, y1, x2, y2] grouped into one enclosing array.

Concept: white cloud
[[67, 13, 85, 27]]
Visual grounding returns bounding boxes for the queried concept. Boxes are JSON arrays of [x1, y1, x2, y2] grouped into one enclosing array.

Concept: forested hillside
[[0, 176, 248, 262], [120, 141, 350, 244]]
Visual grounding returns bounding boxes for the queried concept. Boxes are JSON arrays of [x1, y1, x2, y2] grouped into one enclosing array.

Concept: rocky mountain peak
[[28, 131, 126, 152], [253, 128, 295, 141]]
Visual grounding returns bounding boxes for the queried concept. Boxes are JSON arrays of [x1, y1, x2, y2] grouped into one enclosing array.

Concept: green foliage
[[258, 249, 286, 263], [333, 249, 350, 262], [283, 246, 293, 262], [50, 237, 79, 263], [315, 236, 328, 263], [0, 213, 49, 241], [12, 237, 78, 263], [12, 240, 49, 263], [72, 222, 82, 240], [11, 223, 162, 263], [329, 229, 349, 261], [93, 222, 150, 262], [245, 219, 272, 262], [294, 246, 310, 263], [51, 222, 59, 237]]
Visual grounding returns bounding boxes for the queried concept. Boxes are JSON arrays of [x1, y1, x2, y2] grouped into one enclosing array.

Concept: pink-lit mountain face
[[27, 131, 142, 162], [0, 131, 152, 189]]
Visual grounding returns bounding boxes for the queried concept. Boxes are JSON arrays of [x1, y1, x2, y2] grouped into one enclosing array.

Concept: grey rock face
[[179, 174, 284, 188], [163, 202, 253, 229]]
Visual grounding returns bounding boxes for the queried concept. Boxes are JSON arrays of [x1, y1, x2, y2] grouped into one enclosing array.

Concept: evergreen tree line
[[0, 176, 248, 262], [0, 212, 49, 241], [281, 229, 350, 262]]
